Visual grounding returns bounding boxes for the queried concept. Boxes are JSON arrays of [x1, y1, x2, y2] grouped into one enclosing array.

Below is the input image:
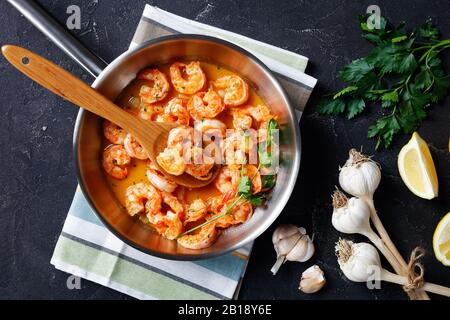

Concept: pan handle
[[7, 0, 108, 77]]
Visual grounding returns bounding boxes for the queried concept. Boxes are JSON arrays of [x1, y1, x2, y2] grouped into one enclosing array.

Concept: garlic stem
[[271, 256, 286, 275], [362, 196, 430, 300], [380, 269, 450, 297], [361, 229, 401, 274], [380, 269, 408, 286], [422, 283, 450, 297]]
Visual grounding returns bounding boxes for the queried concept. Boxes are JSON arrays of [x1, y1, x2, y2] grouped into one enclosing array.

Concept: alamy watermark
[[366, 5, 381, 30], [66, 5, 81, 30], [366, 265, 382, 290], [66, 274, 81, 290]]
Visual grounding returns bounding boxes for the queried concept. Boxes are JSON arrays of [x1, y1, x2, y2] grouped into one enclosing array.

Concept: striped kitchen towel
[[50, 4, 317, 300]]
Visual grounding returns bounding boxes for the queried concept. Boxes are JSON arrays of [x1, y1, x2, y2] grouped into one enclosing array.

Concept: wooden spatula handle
[[2, 45, 140, 134], [2, 45, 219, 188]]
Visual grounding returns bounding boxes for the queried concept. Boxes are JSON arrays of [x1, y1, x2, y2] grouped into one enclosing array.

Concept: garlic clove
[[272, 224, 301, 243], [275, 233, 303, 256], [286, 234, 315, 262], [299, 265, 326, 294], [271, 225, 315, 275]]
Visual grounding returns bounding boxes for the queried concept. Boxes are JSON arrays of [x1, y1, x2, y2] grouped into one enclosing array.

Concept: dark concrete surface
[[0, 0, 449, 300]]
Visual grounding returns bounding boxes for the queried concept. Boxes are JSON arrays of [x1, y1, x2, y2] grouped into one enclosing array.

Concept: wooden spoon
[[2, 45, 219, 188]]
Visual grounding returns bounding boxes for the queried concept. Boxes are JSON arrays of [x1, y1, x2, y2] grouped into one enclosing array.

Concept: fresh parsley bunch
[[318, 15, 450, 149]]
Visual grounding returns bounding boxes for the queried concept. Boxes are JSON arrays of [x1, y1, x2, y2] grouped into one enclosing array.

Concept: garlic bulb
[[271, 224, 315, 275], [299, 265, 326, 293], [339, 149, 381, 199], [332, 190, 371, 235], [335, 239, 450, 297], [331, 189, 402, 276], [335, 238, 381, 282]]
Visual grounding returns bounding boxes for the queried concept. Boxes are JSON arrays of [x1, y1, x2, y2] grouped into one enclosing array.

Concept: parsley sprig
[[318, 15, 450, 149]]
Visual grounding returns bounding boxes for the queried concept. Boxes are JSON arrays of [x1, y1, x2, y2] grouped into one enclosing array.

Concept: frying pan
[[7, 0, 301, 260]]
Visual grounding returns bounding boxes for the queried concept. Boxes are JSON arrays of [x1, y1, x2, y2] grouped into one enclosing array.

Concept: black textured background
[[0, 0, 449, 300]]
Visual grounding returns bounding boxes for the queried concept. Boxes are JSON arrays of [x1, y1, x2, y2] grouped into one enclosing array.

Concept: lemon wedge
[[398, 132, 438, 199], [433, 212, 450, 266]]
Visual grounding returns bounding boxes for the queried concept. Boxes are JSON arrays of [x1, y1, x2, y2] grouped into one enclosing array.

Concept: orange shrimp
[[161, 211, 183, 240], [125, 182, 161, 216], [156, 97, 190, 126], [157, 147, 186, 176], [138, 68, 170, 104], [184, 146, 215, 179], [245, 164, 262, 194], [187, 88, 225, 120], [185, 199, 208, 223], [170, 61, 206, 94], [124, 133, 148, 160], [244, 104, 272, 122], [214, 200, 253, 228], [214, 166, 240, 194], [146, 160, 178, 193], [102, 145, 131, 180], [177, 223, 220, 249], [231, 108, 253, 130], [213, 75, 249, 107], [103, 121, 127, 145], [167, 127, 194, 149]]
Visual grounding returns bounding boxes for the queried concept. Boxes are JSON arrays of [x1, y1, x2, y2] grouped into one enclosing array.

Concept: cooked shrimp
[[177, 223, 219, 249], [156, 98, 190, 126], [244, 104, 272, 122], [124, 133, 148, 160], [206, 194, 227, 214], [245, 164, 262, 194], [103, 121, 127, 145], [194, 119, 227, 134], [138, 68, 170, 104], [214, 200, 253, 228], [195, 119, 226, 162], [167, 127, 194, 149], [125, 182, 161, 216], [146, 210, 183, 240], [161, 211, 183, 240], [223, 130, 257, 164], [135, 102, 163, 121], [146, 167, 178, 193], [214, 166, 240, 194], [231, 108, 253, 130], [184, 146, 215, 179], [146, 211, 165, 226], [185, 162, 215, 179], [185, 199, 208, 223], [102, 145, 131, 180], [170, 61, 206, 94], [187, 88, 225, 120], [157, 147, 186, 176], [162, 192, 184, 215], [213, 75, 249, 107]]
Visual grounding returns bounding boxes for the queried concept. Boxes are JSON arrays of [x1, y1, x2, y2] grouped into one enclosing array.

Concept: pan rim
[[73, 34, 301, 260]]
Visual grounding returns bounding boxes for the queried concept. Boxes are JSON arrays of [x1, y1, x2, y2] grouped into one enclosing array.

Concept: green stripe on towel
[[53, 235, 220, 300]]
